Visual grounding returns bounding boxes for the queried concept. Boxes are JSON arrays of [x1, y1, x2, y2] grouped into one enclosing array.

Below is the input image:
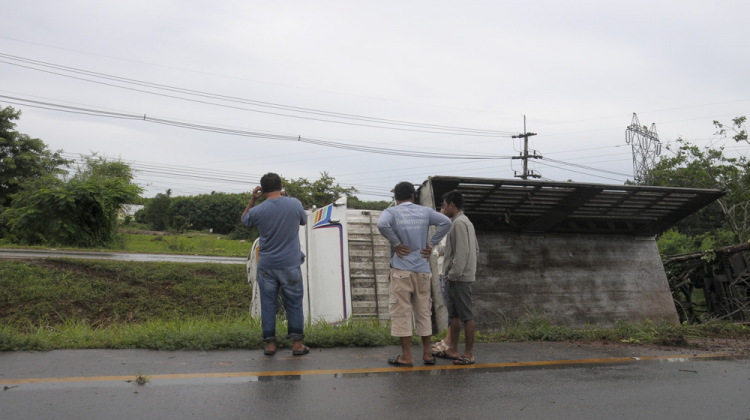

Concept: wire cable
[[0, 53, 516, 137], [1, 95, 517, 160], [0, 36, 523, 116]]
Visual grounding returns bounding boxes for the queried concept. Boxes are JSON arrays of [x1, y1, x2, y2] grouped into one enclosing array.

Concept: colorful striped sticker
[[313, 205, 332, 228]]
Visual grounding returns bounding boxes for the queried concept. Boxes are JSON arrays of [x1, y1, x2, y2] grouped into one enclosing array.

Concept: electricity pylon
[[625, 113, 661, 185]]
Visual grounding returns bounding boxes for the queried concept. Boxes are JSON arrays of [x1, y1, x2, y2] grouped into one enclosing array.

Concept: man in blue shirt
[[377, 181, 451, 367], [242, 173, 309, 356]]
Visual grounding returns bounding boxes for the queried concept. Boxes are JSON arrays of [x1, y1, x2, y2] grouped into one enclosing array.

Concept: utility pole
[[512, 115, 542, 179]]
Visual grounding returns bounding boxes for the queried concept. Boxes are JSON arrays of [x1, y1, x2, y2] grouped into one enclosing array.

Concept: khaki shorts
[[389, 268, 432, 337]]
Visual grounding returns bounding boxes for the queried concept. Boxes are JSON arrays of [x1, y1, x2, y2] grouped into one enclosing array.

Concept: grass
[[1, 258, 750, 351], [0, 224, 253, 257], [3, 312, 750, 352], [0, 258, 251, 328], [116, 233, 251, 257]]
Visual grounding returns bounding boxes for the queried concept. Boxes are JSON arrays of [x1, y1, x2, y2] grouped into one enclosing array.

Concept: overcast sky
[[2, 1, 749, 200]]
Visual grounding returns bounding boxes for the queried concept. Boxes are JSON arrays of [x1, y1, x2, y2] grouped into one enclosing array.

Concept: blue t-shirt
[[376, 202, 452, 273], [241, 196, 307, 269]]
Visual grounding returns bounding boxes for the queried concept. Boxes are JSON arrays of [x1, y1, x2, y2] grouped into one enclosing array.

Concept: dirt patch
[[688, 338, 750, 353], [657, 333, 688, 347], [118, 229, 168, 236]]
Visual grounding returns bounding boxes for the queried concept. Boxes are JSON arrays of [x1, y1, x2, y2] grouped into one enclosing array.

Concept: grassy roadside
[[0, 225, 253, 257], [3, 313, 750, 352], [2, 259, 750, 352]]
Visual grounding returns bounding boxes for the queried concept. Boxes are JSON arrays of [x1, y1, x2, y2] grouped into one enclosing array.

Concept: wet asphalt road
[[0, 248, 246, 264], [2, 343, 749, 420]]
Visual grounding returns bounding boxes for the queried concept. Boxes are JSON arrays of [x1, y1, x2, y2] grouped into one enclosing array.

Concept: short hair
[[260, 172, 282, 193], [393, 182, 415, 201], [442, 190, 464, 210]]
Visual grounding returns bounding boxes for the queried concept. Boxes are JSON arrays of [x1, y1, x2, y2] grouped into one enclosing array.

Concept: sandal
[[292, 346, 310, 356], [453, 357, 476, 365], [433, 350, 460, 360], [431, 339, 448, 353], [423, 357, 436, 365], [387, 355, 413, 367]]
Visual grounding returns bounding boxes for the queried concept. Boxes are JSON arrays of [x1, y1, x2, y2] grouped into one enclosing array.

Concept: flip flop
[[292, 346, 310, 356], [433, 350, 460, 360], [387, 356, 413, 367], [453, 357, 476, 365], [423, 357, 436, 365], [431, 339, 448, 353]]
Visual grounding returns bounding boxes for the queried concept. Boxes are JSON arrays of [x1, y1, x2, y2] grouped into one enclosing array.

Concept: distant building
[[119, 204, 144, 219]]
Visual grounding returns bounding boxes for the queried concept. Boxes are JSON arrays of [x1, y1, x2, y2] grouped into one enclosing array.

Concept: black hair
[[393, 182, 415, 202], [442, 190, 464, 210], [260, 172, 282, 193]]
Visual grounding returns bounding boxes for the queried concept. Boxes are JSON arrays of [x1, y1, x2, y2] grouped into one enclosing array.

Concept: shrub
[[6, 156, 141, 247]]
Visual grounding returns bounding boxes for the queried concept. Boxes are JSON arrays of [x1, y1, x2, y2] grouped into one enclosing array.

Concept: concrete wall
[[472, 232, 679, 330]]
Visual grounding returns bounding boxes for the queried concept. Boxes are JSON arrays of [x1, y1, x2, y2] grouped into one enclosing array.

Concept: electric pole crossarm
[[512, 116, 542, 180]]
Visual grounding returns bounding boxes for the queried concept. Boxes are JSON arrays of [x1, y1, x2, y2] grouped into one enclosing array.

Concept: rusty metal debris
[[665, 242, 750, 324]]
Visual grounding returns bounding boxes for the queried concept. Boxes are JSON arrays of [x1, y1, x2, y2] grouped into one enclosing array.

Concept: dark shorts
[[446, 281, 473, 322]]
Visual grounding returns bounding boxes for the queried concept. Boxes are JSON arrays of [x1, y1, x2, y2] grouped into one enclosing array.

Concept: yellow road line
[[0, 352, 733, 386]]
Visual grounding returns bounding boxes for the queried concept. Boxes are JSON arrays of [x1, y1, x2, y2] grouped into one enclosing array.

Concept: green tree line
[[136, 174, 391, 238]]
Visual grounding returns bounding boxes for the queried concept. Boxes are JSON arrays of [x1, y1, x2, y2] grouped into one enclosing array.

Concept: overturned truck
[[248, 177, 724, 331], [248, 196, 391, 325]]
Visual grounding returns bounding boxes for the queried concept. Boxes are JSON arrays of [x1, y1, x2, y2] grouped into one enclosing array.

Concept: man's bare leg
[[462, 320, 475, 362], [398, 336, 413, 365], [443, 317, 461, 359], [422, 336, 435, 362]]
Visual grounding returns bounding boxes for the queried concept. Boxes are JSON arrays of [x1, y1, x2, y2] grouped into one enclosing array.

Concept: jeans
[[257, 266, 305, 342]]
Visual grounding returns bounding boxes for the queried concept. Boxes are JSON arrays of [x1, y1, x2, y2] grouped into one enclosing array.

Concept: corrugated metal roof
[[420, 176, 725, 235]]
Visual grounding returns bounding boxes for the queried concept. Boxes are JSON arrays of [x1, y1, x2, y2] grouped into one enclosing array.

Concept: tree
[[347, 195, 391, 211], [282, 172, 356, 208], [143, 192, 172, 231], [713, 116, 748, 145], [6, 155, 142, 247], [649, 118, 750, 245], [0, 106, 70, 207]]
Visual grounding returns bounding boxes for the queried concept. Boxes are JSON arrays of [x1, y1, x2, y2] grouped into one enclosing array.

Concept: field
[[0, 228, 253, 257], [2, 258, 750, 352]]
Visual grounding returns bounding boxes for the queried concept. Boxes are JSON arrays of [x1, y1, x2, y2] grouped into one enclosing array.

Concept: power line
[[531, 100, 750, 127], [534, 161, 627, 182], [1, 95, 517, 161], [0, 89, 494, 164], [0, 52, 517, 137], [0, 36, 523, 116], [543, 157, 632, 177]]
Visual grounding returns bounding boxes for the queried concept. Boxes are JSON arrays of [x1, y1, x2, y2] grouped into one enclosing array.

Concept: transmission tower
[[625, 113, 661, 185]]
